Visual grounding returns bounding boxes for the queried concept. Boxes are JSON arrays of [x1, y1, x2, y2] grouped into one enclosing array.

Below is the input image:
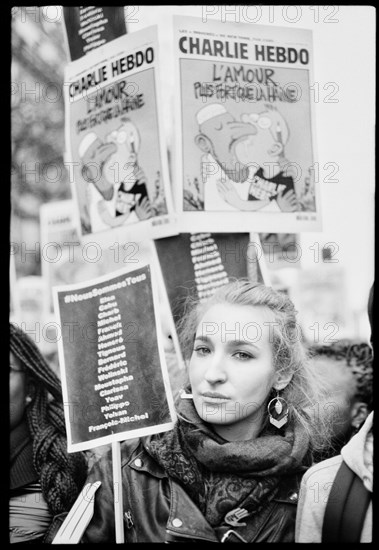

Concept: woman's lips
[[201, 391, 230, 402]]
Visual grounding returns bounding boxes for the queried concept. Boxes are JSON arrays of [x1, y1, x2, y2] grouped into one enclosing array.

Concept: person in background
[[80, 280, 334, 543], [295, 282, 374, 543], [10, 323, 88, 543], [307, 338, 373, 462]]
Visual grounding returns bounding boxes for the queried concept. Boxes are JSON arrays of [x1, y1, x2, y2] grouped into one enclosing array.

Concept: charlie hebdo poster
[[64, 26, 177, 247], [173, 16, 321, 233]]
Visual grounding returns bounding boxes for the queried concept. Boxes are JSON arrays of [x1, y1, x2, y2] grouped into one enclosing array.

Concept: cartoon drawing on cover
[[193, 103, 298, 213], [104, 117, 153, 223], [79, 132, 119, 233]]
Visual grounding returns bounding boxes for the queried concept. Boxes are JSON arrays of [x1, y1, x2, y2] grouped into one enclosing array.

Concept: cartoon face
[[103, 120, 140, 186], [199, 112, 258, 182], [80, 135, 117, 200], [235, 111, 288, 168]]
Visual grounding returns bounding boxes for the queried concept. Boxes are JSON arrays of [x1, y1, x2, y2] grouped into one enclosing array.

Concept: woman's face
[[10, 352, 27, 430], [189, 302, 277, 441]]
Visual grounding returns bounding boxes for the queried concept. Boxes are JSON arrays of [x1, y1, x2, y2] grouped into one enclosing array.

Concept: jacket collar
[[165, 478, 219, 542]]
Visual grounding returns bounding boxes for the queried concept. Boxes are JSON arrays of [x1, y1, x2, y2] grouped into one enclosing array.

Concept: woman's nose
[[204, 353, 227, 384]]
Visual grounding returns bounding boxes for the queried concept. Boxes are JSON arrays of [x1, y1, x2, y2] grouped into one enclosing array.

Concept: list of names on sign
[[53, 264, 176, 452], [92, 287, 149, 435]]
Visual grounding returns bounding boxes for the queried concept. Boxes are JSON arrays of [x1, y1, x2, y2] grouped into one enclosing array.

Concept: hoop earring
[[267, 390, 288, 429]]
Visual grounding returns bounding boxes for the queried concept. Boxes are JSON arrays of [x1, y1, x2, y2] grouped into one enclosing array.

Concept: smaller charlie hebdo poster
[[173, 16, 321, 233], [64, 26, 177, 247], [53, 264, 176, 452]]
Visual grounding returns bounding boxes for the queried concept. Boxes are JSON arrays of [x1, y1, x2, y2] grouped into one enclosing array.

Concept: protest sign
[[173, 15, 320, 233], [62, 6, 127, 61], [53, 263, 176, 452], [64, 26, 177, 248]]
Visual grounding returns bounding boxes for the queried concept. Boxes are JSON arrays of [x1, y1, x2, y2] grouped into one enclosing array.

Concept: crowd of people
[[9, 280, 374, 543]]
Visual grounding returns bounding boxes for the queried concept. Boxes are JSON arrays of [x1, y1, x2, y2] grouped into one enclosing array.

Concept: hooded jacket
[[295, 411, 373, 542]]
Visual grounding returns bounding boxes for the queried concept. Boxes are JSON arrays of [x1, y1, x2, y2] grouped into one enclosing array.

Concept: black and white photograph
[[10, 5, 374, 544]]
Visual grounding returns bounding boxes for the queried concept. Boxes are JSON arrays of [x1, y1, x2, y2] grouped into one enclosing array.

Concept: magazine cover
[[173, 15, 320, 233], [64, 26, 177, 248], [53, 264, 176, 452]]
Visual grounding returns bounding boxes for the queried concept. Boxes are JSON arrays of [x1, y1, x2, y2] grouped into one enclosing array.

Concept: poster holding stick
[[248, 232, 271, 286], [112, 441, 124, 543], [53, 263, 177, 453]]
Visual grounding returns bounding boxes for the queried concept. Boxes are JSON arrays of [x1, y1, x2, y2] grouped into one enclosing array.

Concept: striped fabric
[[9, 483, 52, 543]]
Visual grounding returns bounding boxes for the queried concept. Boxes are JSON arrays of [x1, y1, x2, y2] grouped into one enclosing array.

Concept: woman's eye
[[234, 351, 253, 360], [194, 346, 210, 356]]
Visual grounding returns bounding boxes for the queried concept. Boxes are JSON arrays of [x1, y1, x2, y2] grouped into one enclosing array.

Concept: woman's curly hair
[[10, 323, 88, 516]]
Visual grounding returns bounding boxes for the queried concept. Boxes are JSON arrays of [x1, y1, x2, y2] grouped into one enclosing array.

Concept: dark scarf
[[10, 421, 39, 491], [145, 396, 309, 527]]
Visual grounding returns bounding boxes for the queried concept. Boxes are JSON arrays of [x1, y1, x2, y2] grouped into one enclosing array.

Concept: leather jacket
[[82, 437, 302, 543]]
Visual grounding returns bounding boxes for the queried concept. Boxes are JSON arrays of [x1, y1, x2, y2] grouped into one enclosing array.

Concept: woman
[[10, 323, 88, 543], [81, 280, 333, 543]]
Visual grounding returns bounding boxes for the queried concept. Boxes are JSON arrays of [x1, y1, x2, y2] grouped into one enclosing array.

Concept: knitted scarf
[[145, 396, 310, 527], [10, 421, 39, 491]]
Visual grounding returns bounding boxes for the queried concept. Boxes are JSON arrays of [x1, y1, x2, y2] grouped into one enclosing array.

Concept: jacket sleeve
[[295, 457, 342, 542], [295, 470, 321, 542], [81, 451, 117, 543]]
